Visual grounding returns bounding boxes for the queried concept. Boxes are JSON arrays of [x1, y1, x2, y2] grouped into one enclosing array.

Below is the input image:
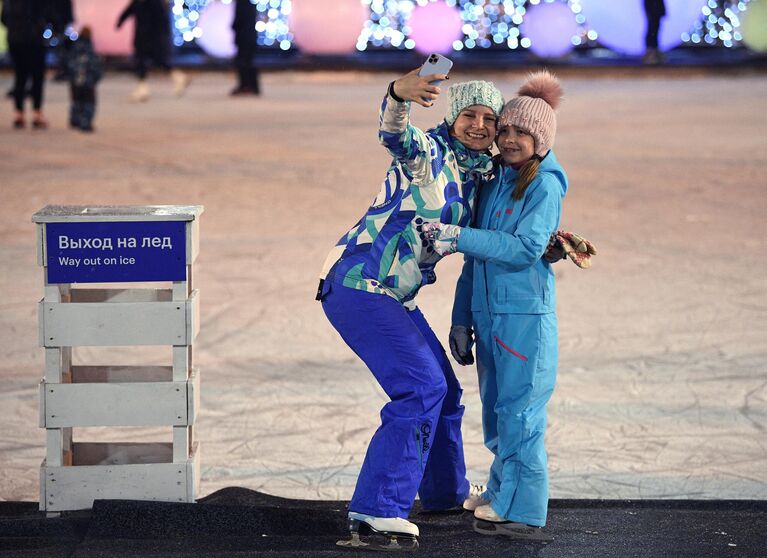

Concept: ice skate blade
[[336, 532, 419, 552], [473, 519, 552, 542], [337, 533, 370, 549]]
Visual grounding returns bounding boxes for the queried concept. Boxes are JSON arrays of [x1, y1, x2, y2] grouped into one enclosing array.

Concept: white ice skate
[[171, 69, 190, 97], [130, 80, 150, 103], [473, 504, 552, 542], [336, 511, 419, 552], [462, 482, 489, 511]]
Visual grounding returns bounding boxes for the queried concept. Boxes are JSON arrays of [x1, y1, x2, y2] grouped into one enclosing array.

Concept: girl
[[424, 70, 566, 541], [318, 69, 504, 550]]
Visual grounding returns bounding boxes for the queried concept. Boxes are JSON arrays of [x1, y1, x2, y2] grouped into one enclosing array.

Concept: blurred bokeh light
[[740, 0, 767, 52], [520, 1, 579, 58], [196, 0, 236, 58], [73, 0, 134, 56], [290, 0, 367, 54], [409, 1, 463, 54], [0, 0, 7, 55]]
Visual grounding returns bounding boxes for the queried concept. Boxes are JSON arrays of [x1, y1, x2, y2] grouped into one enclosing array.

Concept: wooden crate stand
[[33, 205, 203, 513]]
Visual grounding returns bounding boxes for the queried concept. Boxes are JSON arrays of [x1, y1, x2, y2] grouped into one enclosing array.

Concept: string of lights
[[685, 1, 747, 47], [171, 0, 293, 49], [169, 0, 753, 52]]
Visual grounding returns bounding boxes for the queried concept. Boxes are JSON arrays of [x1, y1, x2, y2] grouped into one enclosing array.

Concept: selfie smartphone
[[419, 53, 453, 86]]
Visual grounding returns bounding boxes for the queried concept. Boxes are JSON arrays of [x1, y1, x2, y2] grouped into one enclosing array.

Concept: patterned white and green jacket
[[319, 88, 494, 309]]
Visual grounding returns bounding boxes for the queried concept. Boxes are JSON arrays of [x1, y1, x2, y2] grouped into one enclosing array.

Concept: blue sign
[[45, 221, 187, 283]]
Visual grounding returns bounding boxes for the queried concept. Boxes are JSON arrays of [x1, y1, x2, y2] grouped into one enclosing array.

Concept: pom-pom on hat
[[499, 70, 563, 157], [445, 80, 504, 126]]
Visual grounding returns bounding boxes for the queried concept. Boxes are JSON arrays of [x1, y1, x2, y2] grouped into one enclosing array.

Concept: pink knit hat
[[499, 70, 563, 157]]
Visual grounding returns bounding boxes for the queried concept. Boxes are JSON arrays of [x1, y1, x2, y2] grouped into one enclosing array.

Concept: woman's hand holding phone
[[392, 68, 448, 108]]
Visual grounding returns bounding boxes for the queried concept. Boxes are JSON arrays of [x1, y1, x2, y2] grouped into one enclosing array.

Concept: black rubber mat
[[1, 488, 765, 557]]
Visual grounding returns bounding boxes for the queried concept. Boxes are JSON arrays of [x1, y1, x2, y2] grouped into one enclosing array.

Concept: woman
[[425, 70, 566, 541], [2, 0, 50, 129], [318, 69, 503, 550]]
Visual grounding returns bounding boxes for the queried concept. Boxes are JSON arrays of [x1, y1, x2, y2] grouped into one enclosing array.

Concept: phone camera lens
[[430, 55, 437, 63]]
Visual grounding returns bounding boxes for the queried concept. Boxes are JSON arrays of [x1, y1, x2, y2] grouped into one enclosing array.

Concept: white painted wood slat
[[42, 379, 192, 427], [40, 289, 199, 347], [40, 442, 200, 511]]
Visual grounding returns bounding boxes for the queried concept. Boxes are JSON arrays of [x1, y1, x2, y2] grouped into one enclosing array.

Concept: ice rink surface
[[0, 69, 765, 503]]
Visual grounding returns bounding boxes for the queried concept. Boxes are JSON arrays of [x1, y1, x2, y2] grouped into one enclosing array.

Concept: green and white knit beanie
[[445, 80, 505, 125]]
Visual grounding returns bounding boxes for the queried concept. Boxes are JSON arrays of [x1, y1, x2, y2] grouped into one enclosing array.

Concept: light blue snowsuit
[[452, 151, 567, 527]]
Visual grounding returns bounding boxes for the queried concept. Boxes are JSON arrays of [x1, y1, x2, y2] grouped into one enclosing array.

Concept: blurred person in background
[[2, 0, 51, 129], [231, 0, 260, 96], [117, 0, 189, 102], [67, 25, 101, 132], [643, 0, 666, 64]]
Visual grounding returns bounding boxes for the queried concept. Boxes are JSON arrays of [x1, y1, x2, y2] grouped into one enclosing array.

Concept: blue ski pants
[[321, 282, 470, 518], [473, 310, 558, 527]]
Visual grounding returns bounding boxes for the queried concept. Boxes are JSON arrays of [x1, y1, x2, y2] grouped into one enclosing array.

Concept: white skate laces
[[463, 482, 489, 511]]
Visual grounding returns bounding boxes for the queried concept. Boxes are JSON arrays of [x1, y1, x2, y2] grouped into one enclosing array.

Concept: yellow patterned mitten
[[555, 230, 597, 269]]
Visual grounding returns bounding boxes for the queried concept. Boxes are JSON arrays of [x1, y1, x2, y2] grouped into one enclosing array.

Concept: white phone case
[[419, 53, 453, 86]]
